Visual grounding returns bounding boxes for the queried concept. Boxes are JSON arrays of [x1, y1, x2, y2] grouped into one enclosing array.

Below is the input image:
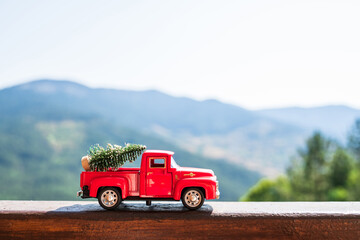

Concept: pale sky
[[1, 0, 360, 109]]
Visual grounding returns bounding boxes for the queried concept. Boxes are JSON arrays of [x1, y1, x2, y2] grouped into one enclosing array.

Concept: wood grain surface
[[1, 201, 360, 239]]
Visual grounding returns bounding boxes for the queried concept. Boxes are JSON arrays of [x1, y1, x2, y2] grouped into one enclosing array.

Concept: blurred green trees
[[348, 119, 360, 161], [242, 119, 360, 201]]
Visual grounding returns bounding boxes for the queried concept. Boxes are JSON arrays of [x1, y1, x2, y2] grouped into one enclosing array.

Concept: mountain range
[[258, 106, 360, 141], [0, 80, 262, 201], [1, 79, 360, 201]]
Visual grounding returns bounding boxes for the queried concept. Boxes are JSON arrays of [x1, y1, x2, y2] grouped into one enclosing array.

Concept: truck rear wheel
[[181, 188, 204, 210], [98, 187, 122, 210]]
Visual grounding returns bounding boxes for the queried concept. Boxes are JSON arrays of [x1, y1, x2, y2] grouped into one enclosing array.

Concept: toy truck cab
[[78, 150, 220, 210]]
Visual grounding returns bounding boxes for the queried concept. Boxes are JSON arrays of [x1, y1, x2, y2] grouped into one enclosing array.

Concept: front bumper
[[216, 190, 220, 199], [216, 181, 220, 199]]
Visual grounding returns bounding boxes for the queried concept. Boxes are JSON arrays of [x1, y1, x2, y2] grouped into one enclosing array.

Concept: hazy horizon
[[3, 78, 360, 111]]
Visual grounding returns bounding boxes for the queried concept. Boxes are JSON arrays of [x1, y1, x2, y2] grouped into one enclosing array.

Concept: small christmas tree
[[86, 143, 146, 171]]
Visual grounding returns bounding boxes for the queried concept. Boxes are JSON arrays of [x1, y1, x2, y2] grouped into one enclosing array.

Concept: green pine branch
[[88, 143, 146, 171]]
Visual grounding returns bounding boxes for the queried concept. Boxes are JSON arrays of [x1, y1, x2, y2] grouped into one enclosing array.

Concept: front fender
[[89, 177, 129, 199], [173, 178, 216, 200]]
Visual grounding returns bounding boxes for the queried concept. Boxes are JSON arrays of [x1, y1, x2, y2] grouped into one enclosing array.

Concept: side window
[[150, 158, 166, 168]]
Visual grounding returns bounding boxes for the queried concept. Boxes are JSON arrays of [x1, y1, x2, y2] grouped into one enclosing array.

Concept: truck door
[[146, 157, 172, 196]]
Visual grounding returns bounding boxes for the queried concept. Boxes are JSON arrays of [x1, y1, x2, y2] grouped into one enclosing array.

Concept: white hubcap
[[101, 190, 118, 207], [185, 190, 201, 207]]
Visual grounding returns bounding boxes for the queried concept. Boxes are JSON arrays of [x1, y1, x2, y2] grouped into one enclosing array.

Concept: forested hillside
[[0, 80, 261, 200], [2, 79, 360, 201], [1, 79, 309, 176]]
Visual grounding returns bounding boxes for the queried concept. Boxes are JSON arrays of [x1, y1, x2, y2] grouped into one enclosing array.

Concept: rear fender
[[89, 177, 129, 199]]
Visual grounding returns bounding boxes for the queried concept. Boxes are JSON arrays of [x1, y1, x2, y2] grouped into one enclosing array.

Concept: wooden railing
[[1, 201, 360, 239]]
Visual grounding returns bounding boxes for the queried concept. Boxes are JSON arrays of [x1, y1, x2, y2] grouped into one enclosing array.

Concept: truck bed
[[81, 168, 141, 197], [113, 168, 140, 172]]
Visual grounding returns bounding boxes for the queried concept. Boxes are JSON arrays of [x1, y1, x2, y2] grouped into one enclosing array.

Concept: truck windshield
[[171, 157, 179, 168]]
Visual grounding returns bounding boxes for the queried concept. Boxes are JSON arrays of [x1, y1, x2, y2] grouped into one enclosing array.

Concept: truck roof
[[143, 150, 174, 156]]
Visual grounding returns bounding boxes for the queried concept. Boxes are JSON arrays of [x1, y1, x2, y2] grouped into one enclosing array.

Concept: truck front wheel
[[98, 187, 122, 210], [181, 188, 204, 210]]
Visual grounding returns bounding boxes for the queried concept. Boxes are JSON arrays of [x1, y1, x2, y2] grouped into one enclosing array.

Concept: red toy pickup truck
[[77, 150, 220, 210]]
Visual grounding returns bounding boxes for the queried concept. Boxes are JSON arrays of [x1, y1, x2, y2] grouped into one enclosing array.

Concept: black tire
[[181, 188, 205, 210], [98, 187, 122, 210]]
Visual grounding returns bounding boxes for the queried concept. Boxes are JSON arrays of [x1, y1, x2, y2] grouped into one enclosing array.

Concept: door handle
[[147, 172, 153, 176]]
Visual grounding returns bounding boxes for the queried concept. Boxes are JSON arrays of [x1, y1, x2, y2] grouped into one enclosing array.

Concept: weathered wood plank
[[1, 201, 360, 239]]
